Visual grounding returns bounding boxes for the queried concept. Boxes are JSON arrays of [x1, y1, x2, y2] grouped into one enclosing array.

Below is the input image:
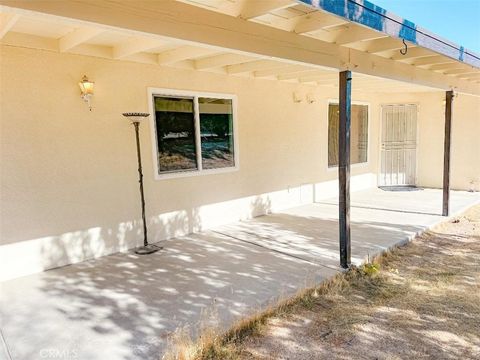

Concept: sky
[[370, 0, 480, 53]]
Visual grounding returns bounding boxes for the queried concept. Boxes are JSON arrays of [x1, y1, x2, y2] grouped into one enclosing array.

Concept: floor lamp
[[123, 112, 161, 255]]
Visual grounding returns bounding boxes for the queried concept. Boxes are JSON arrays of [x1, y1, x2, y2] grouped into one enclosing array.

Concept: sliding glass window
[[152, 92, 237, 176], [328, 103, 368, 167], [199, 97, 234, 170], [154, 96, 197, 173]]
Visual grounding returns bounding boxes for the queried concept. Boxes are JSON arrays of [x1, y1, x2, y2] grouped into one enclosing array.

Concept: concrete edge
[[357, 198, 480, 266], [0, 328, 13, 360], [243, 201, 480, 315]]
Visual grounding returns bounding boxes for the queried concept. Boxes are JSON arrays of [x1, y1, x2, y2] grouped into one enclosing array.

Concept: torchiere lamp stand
[[123, 112, 161, 255]]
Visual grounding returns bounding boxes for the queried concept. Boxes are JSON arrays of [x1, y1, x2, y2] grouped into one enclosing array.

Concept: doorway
[[379, 104, 418, 186]]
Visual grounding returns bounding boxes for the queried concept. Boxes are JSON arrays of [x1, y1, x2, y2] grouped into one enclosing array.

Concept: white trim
[[193, 95, 203, 171], [326, 99, 371, 171], [147, 87, 239, 180]]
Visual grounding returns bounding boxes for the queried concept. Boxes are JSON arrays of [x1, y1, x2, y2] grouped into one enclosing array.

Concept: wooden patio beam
[[442, 90, 454, 216], [1, 0, 479, 95], [339, 70, 352, 268]]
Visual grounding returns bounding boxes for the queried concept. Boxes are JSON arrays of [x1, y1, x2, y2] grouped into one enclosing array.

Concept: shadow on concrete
[[0, 222, 425, 358], [1, 190, 479, 360]]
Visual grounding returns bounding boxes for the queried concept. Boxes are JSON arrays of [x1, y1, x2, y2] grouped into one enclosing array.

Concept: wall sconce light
[[78, 75, 94, 111]]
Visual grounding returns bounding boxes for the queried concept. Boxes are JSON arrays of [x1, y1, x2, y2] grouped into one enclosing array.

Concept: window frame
[[326, 99, 371, 171], [147, 87, 239, 180]]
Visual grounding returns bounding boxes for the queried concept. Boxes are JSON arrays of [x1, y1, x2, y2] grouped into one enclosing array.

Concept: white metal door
[[380, 104, 417, 186]]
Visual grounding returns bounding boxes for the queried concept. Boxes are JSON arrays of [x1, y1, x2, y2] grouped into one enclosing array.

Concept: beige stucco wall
[[1, 45, 478, 280], [0, 45, 378, 279]]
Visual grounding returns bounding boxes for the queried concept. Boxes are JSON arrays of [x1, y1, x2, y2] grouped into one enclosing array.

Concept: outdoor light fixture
[[79, 75, 94, 111], [123, 112, 162, 255]]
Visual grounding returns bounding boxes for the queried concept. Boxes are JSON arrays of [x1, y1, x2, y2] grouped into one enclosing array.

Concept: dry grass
[[162, 273, 352, 360], [163, 205, 480, 360]]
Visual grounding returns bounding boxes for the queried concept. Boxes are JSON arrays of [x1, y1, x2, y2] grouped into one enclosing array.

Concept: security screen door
[[379, 104, 418, 186]]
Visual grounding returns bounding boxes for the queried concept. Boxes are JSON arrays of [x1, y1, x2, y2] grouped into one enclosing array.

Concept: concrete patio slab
[[217, 188, 479, 267], [1, 188, 479, 360], [321, 187, 477, 216]]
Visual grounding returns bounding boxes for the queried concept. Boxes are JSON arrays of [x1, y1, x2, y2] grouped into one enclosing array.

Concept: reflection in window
[[154, 97, 197, 172], [152, 93, 236, 176], [328, 103, 368, 167], [199, 98, 234, 169]]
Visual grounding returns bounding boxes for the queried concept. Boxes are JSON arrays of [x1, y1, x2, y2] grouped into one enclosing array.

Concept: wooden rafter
[[412, 55, 454, 67], [299, 73, 336, 83], [254, 64, 311, 77], [334, 26, 386, 46], [194, 53, 256, 69], [293, 11, 347, 34], [297, 0, 480, 68], [59, 27, 104, 52], [359, 38, 406, 53], [226, 59, 283, 74], [113, 37, 162, 59], [157, 46, 215, 65], [459, 73, 480, 79], [444, 68, 477, 75], [239, 0, 295, 20], [429, 63, 467, 71], [1, 31, 58, 51], [0, 12, 19, 39], [0, 0, 478, 95], [391, 47, 433, 60], [277, 69, 323, 81]]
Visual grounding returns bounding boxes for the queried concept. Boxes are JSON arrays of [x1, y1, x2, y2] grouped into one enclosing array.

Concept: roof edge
[[297, 0, 480, 69]]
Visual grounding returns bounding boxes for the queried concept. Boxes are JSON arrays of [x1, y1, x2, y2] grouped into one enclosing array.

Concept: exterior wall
[[375, 92, 480, 190], [1, 45, 478, 281], [0, 45, 378, 280]]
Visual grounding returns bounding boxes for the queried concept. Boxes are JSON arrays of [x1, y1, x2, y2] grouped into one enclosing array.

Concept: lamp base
[[134, 244, 162, 255]]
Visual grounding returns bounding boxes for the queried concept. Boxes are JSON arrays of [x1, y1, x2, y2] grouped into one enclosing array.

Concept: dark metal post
[[339, 70, 352, 269], [442, 91, 454, 216], [134, 122, 148, 247]]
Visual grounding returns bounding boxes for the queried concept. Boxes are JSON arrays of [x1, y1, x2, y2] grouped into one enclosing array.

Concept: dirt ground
[[233, 206, 480, 360]]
